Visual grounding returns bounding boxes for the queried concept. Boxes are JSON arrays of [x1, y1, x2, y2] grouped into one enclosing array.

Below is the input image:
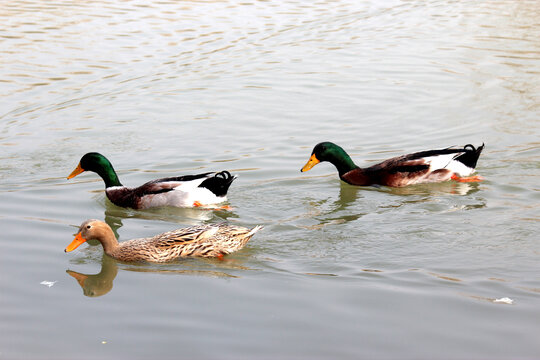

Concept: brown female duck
[[67, 152, 236, 209], [301, 142, 484, 187], [65, 220, 262, 262]]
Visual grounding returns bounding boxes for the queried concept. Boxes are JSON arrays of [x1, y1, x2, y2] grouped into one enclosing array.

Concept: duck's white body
[[126, 178, 229, 208], [104, 172, 236, 209]]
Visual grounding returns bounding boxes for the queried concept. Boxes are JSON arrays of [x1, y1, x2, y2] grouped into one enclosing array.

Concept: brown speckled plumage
[[65, 220, 262, 262]]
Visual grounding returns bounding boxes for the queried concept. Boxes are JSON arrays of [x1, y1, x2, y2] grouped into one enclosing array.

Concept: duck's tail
[[455, 143, 484, 170], [199, 171, 237, 197], [246, 225, 264, 238], [236, 225, 263, 249]]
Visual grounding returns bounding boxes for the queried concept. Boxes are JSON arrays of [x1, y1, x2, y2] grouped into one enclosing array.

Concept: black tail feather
[[455, 143, 484, 169], [199, 171, 236, 197]]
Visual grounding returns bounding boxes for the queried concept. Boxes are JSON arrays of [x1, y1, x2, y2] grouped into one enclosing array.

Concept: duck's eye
[[86, 225, 91, 229]]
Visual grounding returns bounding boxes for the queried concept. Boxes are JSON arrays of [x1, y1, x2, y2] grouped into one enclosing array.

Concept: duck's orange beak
[[66, 270, 88, 287], [67, 163, 85, 179], [301, 154, 320, 172], [65, 232, 87, 252]]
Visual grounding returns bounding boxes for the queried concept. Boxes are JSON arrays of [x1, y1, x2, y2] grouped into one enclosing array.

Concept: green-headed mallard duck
[[65, 220, 263, 262], [67, 152, 236, 209], [301, 142, 484, 187]]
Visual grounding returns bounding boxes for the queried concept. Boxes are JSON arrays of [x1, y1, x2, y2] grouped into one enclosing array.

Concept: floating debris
[[40, 281, 57, 288], [494, 297, 514, 305], [304, 272, 338, 277], [428, 272, 461, 282], [460, 292, 515, 305]]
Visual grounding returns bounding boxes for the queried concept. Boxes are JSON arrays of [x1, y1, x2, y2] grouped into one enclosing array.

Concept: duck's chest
[[105, 187, 140, 208]]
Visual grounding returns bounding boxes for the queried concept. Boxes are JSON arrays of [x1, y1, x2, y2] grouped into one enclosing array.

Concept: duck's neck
[[97, 226, 121, 256], [96, 163, 122, 188], [329, 151, 359, 177]]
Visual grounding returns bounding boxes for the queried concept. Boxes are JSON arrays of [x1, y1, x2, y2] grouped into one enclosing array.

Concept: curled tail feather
[[199, 171, 237, 197], [455, 143, 484, 169]]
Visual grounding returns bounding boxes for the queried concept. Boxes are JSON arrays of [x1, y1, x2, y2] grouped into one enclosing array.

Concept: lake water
[[1, 0, 539, 359]]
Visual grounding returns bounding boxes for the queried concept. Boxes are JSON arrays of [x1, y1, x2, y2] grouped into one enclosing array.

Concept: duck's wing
[[135, 173, 214, 197], [114, 224, 223, 261], [151, 224, 221, 248], [341, 144, 484, 187], [395, 144, 484, 175], [373, 147, 468, 174], [122, 223, 261, 260]]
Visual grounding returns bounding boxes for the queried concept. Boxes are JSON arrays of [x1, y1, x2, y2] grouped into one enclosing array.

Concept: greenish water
[[1, 1, 539, 359]]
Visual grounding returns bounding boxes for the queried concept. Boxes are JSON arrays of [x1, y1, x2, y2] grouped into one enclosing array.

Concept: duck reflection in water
[[381, 178, 481, 197], [66, 255, 118, 297], [301, 178, 484, 230], [102, 199, 239, 235], [66, 254, 252, 297], [298, 183, 365, 230]]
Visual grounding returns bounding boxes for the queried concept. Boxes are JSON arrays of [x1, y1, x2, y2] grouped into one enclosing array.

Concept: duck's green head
[[67, 152, 122, 188], [301, 142, 357, 175]]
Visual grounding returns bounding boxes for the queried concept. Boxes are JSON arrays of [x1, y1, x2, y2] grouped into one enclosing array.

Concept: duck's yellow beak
[[65, 232, 87, 252], [67, 163, 85, 180], [301, 154, 320, 172]]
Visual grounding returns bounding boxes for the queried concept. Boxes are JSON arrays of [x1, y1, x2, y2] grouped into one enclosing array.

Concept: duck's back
[[110, 223, 261, 262], [341, 145, 484, 187]]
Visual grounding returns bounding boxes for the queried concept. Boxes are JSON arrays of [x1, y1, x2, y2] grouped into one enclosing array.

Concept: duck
[[301, 142, 484, 187], [67, 152, 236, 209], [65, 219, 263, 262]]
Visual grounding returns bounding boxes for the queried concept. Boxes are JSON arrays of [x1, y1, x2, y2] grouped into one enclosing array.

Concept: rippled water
[[1, 1, 539, 359]]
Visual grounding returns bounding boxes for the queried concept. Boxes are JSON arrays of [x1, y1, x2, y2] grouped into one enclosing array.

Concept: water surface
[[1, 1, 539, 359]]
